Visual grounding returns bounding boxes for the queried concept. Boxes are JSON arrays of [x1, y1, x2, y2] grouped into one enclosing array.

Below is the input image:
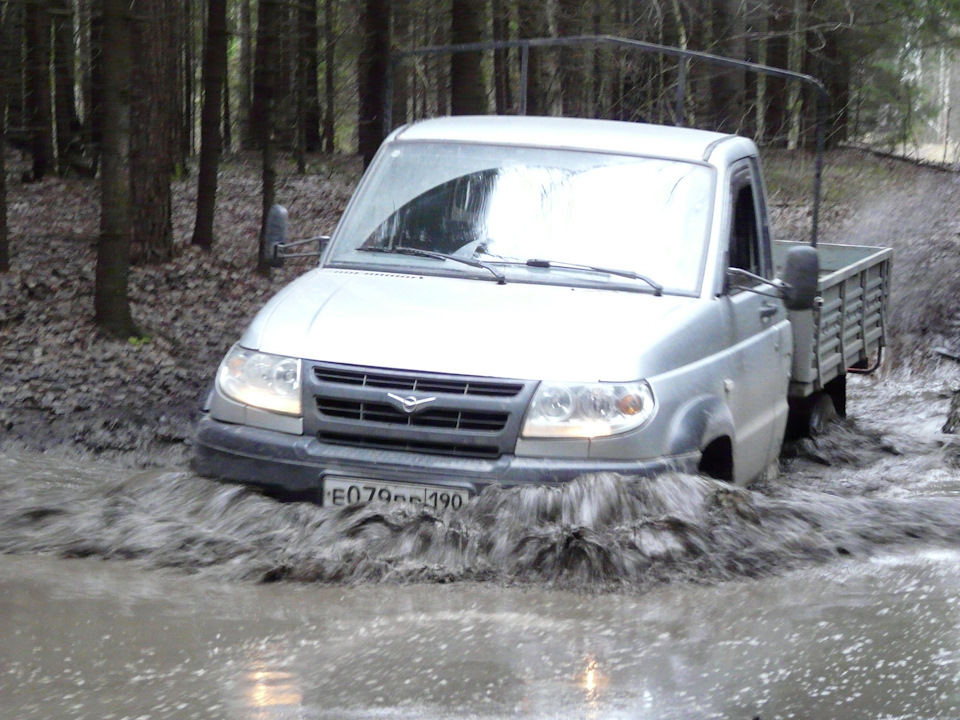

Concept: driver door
[[722, 159, 791, 482]]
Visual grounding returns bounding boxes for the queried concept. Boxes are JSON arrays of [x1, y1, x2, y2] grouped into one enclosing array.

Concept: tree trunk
[[238, 0, 254, 150], [557, 0, 587, 118], [275, 3, 296, 151], [95, 0, 137, 337], [391, 0, 410, 127], [357, 0, 390, 167], [87, 0, 103, 174], [254, 0, 281, 274], [450, 0, 486, 115], [491, 0, 512, 114], [301, 0, 321, 151], [322, 0, 336, 153], [25, 0, 54, 180], [709, 0, 746, 133], [820, 28, 851, 147], [130, 0, 177, 263], [2, 1, 25, 133], [518, 0, 549, 117], [192, 0, 228, 251], [754, 6, 768, 143], [787, 0, 807, 150], [51, 0, 80, 169], [182, 0, 194, 157], [78, 0, 92, 127]]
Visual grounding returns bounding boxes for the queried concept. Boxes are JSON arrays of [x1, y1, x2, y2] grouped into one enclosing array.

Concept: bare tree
[[391, 0, 411, 128], [517, 0, 550, 116], [52, 0, 81, 169], [95, 0, 137, 338], [557, 0, 588, 118], [131, 0, 179, 263], [192, 0, 228, 251], [491, 0, 512, 114], [24, 0, 54, 180], [786, 0, 807, 149], [2, 1, 25, 137], [238, 0, 254, 150], [86, 0, 105, 174], [322, 0, 336, 153], [357, 0, 390, 166], [254, 0, 281, 273], [301, 0, 321, 152], [450, 0, 487, 115], [709, 0, 746, 133]]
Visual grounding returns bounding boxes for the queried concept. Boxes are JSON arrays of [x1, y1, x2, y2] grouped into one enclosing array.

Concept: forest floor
[[1, 144, 959, 468], [0, 150, 363, 466]]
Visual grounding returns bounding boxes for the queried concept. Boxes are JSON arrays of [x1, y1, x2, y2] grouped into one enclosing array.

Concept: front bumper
[[191, 414, 700, 503]]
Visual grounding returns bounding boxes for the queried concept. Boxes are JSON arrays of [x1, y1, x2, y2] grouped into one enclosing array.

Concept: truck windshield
[[328, 141, 714, 295]]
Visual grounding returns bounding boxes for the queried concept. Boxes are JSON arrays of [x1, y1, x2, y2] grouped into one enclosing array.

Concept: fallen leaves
[[0, 149, 361, 463]]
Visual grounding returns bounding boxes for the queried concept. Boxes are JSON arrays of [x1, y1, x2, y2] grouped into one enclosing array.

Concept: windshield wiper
[[524, 258, 663, 296], [358, 246, 506, 285]]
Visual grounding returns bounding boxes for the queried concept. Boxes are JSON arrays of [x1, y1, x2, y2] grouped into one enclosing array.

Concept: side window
[[727, 164, 769, 284]]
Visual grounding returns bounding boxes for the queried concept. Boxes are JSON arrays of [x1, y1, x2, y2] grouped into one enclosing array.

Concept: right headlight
[[216, 344, 302, 416], [522, 381, 656, 438]]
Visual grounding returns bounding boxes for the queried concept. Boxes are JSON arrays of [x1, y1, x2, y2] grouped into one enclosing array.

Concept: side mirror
[[263, 204, 289, 268], [779, 245, 819, 311]]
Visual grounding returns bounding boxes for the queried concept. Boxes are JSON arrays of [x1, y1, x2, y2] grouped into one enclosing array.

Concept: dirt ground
[[0, 151, 362, 465], [1, 146, 959, 467]]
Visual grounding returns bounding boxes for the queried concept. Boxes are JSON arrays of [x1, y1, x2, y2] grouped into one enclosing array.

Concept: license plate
[[322, 476, 470, 511]]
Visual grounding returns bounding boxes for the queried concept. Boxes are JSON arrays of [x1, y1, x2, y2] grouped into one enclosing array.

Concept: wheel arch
[[666, 394, 736, 481]]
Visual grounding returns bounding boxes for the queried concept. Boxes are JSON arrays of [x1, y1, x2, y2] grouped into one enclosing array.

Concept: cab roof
[[390, 115, 750, 165]]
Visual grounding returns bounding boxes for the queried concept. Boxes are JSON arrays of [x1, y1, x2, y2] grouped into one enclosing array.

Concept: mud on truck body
[[192, 39, 892, 508]]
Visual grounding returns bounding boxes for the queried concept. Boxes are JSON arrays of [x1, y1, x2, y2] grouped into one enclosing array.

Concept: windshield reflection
[[332, 142, 714, 295]]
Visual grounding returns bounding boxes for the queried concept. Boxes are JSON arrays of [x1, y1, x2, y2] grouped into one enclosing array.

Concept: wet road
[[4, 370, 960, 718], [5, 547, 960, 719]]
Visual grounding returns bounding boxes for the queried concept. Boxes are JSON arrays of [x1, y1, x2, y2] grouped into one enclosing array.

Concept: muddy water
[[5, 369, 960, 718], [5, 539, 960, 718], [3, 371, 960, 590]]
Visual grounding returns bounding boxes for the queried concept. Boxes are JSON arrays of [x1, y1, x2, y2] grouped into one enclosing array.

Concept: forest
[[0, 0, 958, 339]]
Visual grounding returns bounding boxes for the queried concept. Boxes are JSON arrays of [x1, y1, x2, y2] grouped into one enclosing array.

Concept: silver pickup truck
[[192, 115, 892, 507]]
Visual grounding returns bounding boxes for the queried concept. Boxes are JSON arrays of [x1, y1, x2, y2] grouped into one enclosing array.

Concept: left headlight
[[522, 381, 655, 438], [216, 344, 302, 416]]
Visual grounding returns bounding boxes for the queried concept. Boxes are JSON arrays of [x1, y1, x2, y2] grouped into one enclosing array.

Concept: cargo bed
[[773, 241, 893, 398]]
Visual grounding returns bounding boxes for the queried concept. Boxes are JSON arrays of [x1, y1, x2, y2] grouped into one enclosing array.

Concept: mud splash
[[4, 435, 960, 592]]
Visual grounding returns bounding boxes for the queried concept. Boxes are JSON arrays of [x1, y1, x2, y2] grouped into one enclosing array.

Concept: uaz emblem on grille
[[387, 392, 437, 415]]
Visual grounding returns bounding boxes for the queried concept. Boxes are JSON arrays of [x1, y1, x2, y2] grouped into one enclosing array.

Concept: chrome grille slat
[[313, 366, 523, 398], [317, 399, 509, 432], [305, 362, 534, 459]]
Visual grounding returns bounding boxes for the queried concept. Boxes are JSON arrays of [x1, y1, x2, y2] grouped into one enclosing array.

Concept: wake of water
[[4, 434, 960, 592]]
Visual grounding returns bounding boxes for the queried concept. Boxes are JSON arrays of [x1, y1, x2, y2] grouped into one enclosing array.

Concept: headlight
[[522, 381, 655, 438], [216, 345, 302, 416]]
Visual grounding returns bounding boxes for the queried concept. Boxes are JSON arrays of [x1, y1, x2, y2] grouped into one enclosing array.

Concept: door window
[[727, 162, 771, 283]]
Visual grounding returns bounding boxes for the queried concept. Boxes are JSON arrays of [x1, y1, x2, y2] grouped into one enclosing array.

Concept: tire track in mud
[[3, 423, 960, 592]]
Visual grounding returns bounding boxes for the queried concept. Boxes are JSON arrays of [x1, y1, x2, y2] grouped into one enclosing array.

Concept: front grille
[[305, 362, 535, 459], [317, 398, 509, 432], [313, 366, 524, 398]]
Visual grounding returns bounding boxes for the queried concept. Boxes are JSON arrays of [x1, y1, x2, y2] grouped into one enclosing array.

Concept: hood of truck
[[239, 268, 720, 382]]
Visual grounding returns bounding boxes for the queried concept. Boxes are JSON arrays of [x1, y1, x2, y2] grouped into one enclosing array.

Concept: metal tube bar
[[388, 34, 830, 246]]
